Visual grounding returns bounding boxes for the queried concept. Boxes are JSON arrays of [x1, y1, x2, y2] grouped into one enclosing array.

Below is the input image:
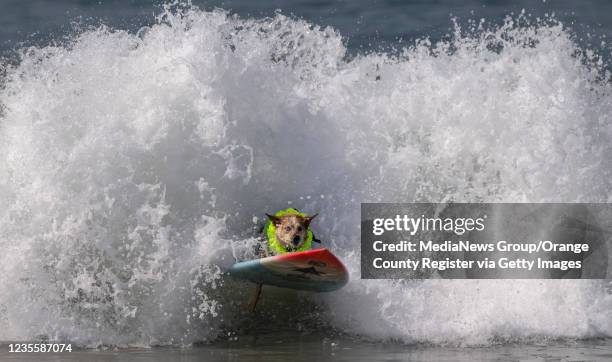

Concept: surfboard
[[229, 248, 348, 292]]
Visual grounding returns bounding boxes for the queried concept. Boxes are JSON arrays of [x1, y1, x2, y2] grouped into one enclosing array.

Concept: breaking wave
[[1, 3, 611, 347]]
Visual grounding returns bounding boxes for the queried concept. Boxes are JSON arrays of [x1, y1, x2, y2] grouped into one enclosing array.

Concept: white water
[[1, 4, 612, 347]]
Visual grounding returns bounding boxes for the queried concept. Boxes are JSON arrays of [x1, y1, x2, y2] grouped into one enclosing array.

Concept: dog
[[249, 209, 319, 312], [264, 212, 318, 254]]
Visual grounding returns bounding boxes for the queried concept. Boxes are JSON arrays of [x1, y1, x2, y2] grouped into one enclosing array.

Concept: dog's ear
[[302, 213, 318, 227], [266, 213, 282, 226]]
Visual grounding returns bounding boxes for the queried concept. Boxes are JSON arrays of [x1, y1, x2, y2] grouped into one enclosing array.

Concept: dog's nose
[[292, 236, 301, 245]]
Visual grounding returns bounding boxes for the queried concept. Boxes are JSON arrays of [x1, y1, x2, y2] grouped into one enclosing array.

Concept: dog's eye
[[297, 226, 303, 232], [285, 226, 292, 231]]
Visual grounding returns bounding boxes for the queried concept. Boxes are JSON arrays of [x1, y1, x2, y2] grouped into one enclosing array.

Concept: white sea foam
[[0, 4, 611, 346]]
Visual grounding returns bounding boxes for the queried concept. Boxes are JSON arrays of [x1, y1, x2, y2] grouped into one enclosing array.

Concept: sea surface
[[1, 0, 612, 58], [2, 336, 612, 361], [1, 0, 612, 360]]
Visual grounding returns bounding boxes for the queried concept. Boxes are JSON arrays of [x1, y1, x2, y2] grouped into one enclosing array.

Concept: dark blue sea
[[1, 0, 611, 57]]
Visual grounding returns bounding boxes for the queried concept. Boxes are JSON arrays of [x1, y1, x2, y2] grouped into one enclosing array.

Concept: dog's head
[[266, 212, 317, 251]]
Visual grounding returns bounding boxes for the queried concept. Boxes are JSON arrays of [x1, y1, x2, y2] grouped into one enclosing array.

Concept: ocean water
[[1, 0, 612, 58], [3, 336, 612, 361], [1, 0, 612, 356]]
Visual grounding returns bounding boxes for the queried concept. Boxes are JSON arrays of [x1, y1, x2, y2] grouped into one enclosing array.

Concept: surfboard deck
[[229, 248, 348, 292]]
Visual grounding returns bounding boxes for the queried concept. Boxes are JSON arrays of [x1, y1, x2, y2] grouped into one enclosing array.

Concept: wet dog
[[265, 212, 317, 254], [249, 210, 319, 312]]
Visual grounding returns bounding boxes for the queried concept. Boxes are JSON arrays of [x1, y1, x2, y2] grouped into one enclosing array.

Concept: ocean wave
[[0, 4, 611, 346]]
